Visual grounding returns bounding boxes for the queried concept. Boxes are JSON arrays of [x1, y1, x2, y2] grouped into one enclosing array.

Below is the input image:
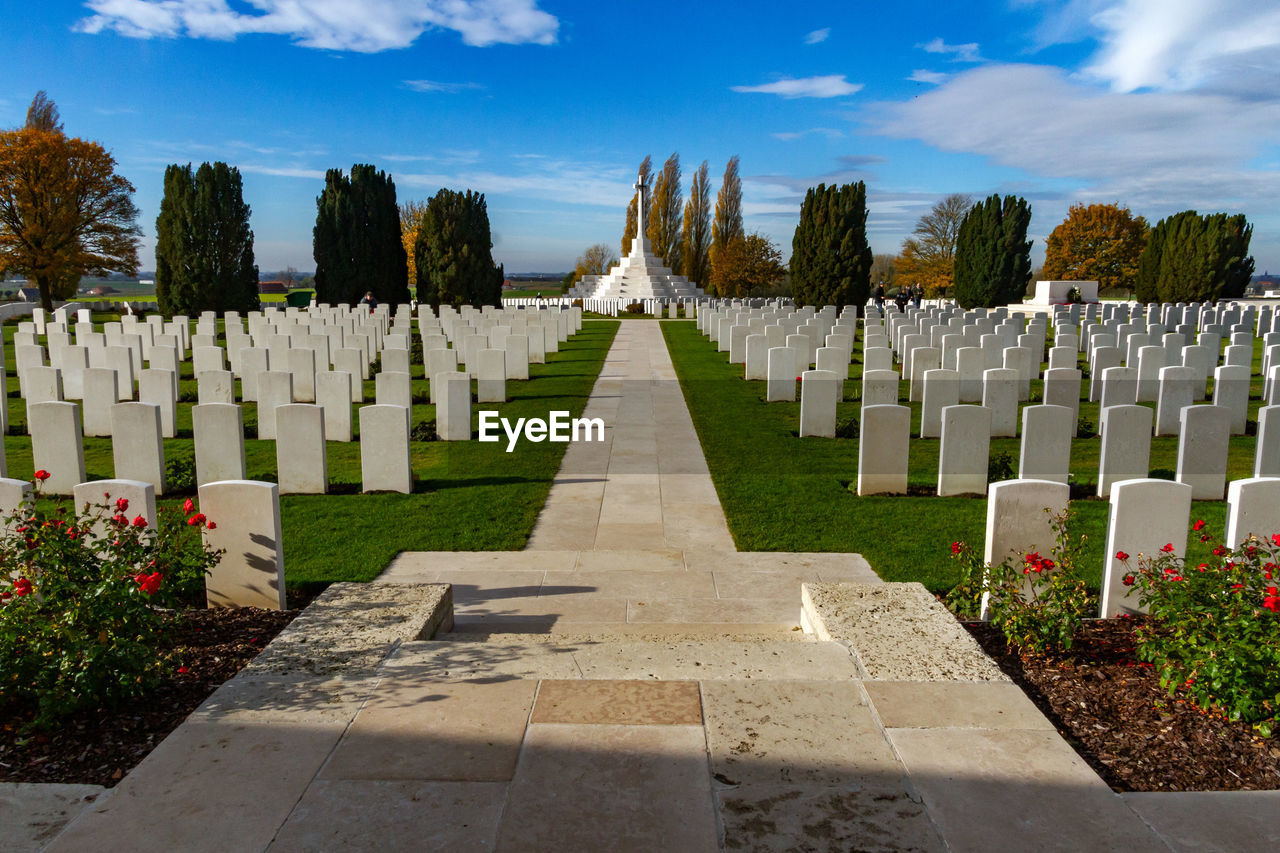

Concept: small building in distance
[[258, 280, 288, 295], [17, 286, 41, 303]]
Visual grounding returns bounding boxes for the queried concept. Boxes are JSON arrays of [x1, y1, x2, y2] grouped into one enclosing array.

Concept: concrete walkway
[[27, 320, 1277, 851]]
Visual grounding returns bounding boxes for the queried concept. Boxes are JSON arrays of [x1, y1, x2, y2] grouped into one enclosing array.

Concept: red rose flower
[[1160, 543, 1174, 553], [132, 515, 147, 528], [112, 513, 128, 526], [12, 577, 33, 597], [950, 542, 963, 554], [1115, 551, 1130, 561], [1263, 587, 1279, 612], [183, 498, 195, 513], [206, 521, 216, 530], [133, 572, 163, 596], [33, 470, 50, 482], [186, 513, 206, 526], [1122, 574, 1135, 586], [177, 665, 190, 674], [1192, 519, 1205, 531], [115, 497, 129, 512]]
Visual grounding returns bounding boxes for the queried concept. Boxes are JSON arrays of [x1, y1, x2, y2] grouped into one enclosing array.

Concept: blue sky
[[4, 0, 1280, 275]]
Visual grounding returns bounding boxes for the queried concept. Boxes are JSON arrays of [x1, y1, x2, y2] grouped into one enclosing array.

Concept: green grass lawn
[[6, 317, 618, 586], [662, 319, 1247, 593]]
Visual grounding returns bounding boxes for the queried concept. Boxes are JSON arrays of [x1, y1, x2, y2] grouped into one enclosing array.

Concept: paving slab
[[889, 728, 1169, 852], [320, 679, 536, 782], [267, 780, 507, 852], [494, 723, 719, 852], [531, 679, 703, 725], [864, 681, 1056, 730], [1122, 791, 1280, 853], [571, 639, 858, 681], [0, 783, 105, 853]]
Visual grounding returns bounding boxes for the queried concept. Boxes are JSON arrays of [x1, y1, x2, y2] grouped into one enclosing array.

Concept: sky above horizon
[[4, 0, 1280, 276]]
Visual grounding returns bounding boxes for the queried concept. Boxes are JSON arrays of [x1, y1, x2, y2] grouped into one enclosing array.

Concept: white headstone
[[275, 404, 328, 494], [858, 404, 909, 496], [1100, 479, 1191, 617], [938, 404, 991, 497], [1018, 405, 1073, 484], [1097, 404, 1152, 497], [1176, 404, 1231, 499], [193, 403, 246, 485], [29, 401, 84, 494], [798, 370, 838, 438], [359, 404, 413, 493], [200, 480, 287, 609], [980, 479, 1071, 619], [437, 373, 472, 441]]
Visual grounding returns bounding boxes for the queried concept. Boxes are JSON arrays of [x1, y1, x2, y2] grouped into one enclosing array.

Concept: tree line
[[0, 91, 1258, 314], [892, 194, 1254, 307]]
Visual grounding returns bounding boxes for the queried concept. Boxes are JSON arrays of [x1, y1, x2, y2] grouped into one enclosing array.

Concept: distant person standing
[[359, 291, 378, 314], [912, 282, 923, 309], [874, 281, 886, 310]]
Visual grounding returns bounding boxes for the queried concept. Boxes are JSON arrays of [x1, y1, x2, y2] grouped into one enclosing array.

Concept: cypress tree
[[789, 182, 873, 310], [155, 161, 258, 316], [313, 164, 408, 306], [414, 188, 502, 309], [1135, 210, 1253, 303], [952, 194, 1033, 308], [155, 164, 197, 316]]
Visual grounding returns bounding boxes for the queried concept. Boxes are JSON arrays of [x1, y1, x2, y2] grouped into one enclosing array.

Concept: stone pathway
[[23, 320, 1278, 851]]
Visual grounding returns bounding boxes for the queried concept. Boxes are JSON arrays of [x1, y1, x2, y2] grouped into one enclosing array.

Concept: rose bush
[[0, 476, 222, 728], [946, 511, 1091, 654], [1120, 523, 1280, 736]]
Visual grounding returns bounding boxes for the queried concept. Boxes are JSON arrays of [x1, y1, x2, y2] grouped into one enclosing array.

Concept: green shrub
[[624, 302, 645, 315], [0, 475, 222, 729], [410, 419, 438, 441], [165, 453, 198, 494], [987, 450, 1015, 483], [1121, 522, 1280, 736]]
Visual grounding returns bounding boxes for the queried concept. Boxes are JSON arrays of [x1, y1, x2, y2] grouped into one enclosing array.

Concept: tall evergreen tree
[[621, 155, 652, 256], [709, 155, 743, 295], [155, 164, 197, 316], [952, 194, 1033, 308], [648, 152, 682, 272], [155, 161, 258, 316], [414, 188, 503, 309], [312, 164, 408, 306], [1134, 210, 1253, 303], [680, 160, 712, 286], [789, 182, 874, 310]]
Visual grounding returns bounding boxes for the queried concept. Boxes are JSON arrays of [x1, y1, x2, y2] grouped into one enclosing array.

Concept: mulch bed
[[965, 618, 1280, 792], [0, 602, 308, 787]]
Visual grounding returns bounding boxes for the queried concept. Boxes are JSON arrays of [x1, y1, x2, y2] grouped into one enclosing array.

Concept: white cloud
[[804, 27, 830, 45], [917, 37, 983, 63], [1084, 0, 1280, 92], [871, 63, 1280, 210], [731, 75, 862, 99], [75, 0, 559, 51], [403, 79, 484, 93], [907, 69, 948, 85], [772, 127, 845, 141], [237, 164, 327, 180]]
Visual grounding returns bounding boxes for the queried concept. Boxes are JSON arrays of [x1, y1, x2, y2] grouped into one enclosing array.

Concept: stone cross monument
[[634, 173, 649, 248]]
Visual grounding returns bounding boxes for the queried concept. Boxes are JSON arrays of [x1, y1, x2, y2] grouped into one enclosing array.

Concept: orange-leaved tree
[[399, 199, 429, 286], [711, 231, 784, 298], [1042, 202, 1149, 294], [0, 92, 140, 310]]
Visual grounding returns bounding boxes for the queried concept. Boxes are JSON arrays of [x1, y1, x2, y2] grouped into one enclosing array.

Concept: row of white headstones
[[8, 301, 586, 608], [694, 295, 1280, 618]]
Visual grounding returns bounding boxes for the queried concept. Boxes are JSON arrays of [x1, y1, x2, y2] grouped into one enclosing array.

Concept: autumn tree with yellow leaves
[[399, 199, 429, 285], [1042, 202, 1149, 294], [0, 92, 140, 310]]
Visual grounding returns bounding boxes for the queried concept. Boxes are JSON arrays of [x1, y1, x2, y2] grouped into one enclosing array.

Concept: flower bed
[[945, 514, 1279, 790]]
